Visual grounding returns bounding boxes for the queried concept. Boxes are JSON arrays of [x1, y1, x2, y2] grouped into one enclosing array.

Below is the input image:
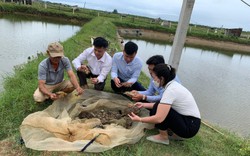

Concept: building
[[224, 28, 242, 37], [5, 0, 32, 5]]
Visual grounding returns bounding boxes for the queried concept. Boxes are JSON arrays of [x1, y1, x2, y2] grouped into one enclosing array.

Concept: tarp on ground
[[20, 89, 153, 152]]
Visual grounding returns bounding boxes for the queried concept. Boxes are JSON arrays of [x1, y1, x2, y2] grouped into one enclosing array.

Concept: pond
[[124, 39, 250, 138], [0, 14, 81, 91]]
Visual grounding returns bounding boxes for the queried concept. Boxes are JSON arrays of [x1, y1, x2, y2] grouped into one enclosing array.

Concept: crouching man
[[33, 42, 83, 103]]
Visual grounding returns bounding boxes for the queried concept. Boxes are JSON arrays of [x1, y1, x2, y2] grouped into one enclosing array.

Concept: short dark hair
[[153, 63, 176, 86], [124, 41, 138, 55], [93, 37, 109, 48], [146, 55, 165, 65]]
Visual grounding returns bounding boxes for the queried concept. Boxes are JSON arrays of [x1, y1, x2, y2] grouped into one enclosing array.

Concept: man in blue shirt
[[130, 55, 165, 102], [111, 41, 146, 93], [129, 55, 181, 102]]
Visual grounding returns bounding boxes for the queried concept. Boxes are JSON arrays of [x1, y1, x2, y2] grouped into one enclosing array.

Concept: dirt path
[[118, 28, 250, 54]]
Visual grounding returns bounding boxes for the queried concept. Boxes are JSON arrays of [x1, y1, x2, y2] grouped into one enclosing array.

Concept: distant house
[[161, 20, 170, 27], [224, 28, 242, 37], [150, 18, 162, 24], [5, 0, 32, 5], [209, 27, 218, 33]]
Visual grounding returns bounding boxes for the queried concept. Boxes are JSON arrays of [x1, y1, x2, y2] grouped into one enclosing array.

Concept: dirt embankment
[[118, 28, 250, 54]]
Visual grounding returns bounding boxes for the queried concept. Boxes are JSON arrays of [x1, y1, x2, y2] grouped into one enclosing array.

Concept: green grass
[[0, 2, 249, 156]]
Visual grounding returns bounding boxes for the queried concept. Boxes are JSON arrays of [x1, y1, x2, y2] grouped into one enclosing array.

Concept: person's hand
[[76, 87, 84, 96], [49, 93, 58, 100], [132, 93, 143, 101], [113, 77, 122, 88], [121, 82, 132, 88], [90, 78, 99, 84], [78, 65, 90, 74], [128, 112, 141, 122], [134, 102, 144, 108], [131, 90, 138, 95]]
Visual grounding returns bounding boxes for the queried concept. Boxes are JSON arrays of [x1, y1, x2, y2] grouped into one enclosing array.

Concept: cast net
[[20, 89, 153, 152]]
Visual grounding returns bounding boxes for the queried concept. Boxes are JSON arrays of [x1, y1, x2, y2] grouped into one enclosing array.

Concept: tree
[[113, 9, 118, 14]]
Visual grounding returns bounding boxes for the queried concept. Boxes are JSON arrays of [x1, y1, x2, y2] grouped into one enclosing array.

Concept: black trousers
[[110, 78, 146, 93], [150, 101, 201, 138], [76, 71, 106, 91]]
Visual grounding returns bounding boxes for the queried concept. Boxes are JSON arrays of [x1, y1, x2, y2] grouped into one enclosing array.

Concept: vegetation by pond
[[1, 1, 250, 45], [0, 1, 249, 156]]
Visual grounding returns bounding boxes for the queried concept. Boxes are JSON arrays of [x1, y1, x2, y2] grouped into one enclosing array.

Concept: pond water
[[124, 39, 250, 138], [0, 14, 81, 91]]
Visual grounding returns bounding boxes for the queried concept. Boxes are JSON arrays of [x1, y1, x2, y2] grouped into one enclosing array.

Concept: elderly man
[[33, 42, 83, 103]]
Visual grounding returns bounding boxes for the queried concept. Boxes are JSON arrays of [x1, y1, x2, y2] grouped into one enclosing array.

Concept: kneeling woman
[[128, 64, 201, 145]]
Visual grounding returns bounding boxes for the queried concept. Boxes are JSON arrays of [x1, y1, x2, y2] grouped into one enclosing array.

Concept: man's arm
[[38, 80, 58, 100], [137, 80, 162, 102], [72, 48, 90, 71], [96, 56, 112, 83], [67, 70, 84, 95], [110, 54, 118, 80], [127, 60, 143, 84], [111, 54, 122, 87], [138, 80, 154, 95]]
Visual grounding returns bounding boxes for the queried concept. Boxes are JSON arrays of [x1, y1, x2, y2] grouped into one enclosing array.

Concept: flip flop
[[146, 136, 169, 145]]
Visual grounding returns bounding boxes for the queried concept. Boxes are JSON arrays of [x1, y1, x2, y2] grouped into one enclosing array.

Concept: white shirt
[[160, 81, 201, 118], [72, 47, 112, 82]]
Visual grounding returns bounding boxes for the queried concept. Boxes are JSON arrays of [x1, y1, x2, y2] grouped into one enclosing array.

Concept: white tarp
[[20, 89, 153, 152]]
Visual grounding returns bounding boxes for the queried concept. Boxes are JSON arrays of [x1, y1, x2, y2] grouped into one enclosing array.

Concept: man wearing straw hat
[[33, 42, 83, 103]]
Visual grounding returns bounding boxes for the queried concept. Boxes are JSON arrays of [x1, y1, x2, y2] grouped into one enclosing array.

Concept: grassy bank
[[0, 15, 249, 155]]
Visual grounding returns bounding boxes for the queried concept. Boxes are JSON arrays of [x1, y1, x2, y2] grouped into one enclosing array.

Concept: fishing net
[[20, 89, 153, 152]]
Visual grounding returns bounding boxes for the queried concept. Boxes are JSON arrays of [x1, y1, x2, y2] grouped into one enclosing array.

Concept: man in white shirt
[[72, 37, 112, 91]]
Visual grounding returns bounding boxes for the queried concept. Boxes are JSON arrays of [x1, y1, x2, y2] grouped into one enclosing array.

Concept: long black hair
[[153, 63, 176, 86]]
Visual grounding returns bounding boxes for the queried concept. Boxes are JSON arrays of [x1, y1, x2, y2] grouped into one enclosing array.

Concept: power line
[[241, 0, 250, 7]]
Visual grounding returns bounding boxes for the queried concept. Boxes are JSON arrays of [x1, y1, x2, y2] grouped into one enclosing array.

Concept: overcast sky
[[46, 0, 250, 31]]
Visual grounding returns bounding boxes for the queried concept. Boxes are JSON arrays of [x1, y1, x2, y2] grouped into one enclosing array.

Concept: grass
[[0, 2, 249, 156]]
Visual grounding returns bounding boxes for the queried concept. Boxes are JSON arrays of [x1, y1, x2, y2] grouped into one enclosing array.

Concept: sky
[[45, 0, 250, 31]]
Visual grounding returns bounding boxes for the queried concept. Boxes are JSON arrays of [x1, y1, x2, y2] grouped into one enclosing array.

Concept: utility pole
[[84, 2, 86, 8], [168, 0, 195, 71], [44, 1, 47, 9]]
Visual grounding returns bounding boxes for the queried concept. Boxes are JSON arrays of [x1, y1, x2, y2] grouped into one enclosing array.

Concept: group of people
[[33, 37, 201, 145]]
